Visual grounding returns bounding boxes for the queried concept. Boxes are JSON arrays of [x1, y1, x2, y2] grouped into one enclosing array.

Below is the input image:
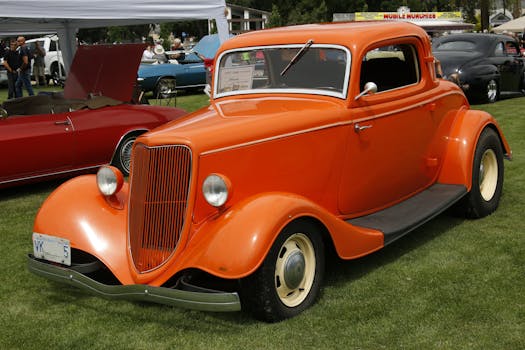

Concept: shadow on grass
[[323, 213, 465, 287]]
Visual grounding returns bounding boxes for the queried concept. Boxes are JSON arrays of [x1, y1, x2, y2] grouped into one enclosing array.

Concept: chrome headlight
[[97, 166, 123, 196], [202, 174, 231, 207]]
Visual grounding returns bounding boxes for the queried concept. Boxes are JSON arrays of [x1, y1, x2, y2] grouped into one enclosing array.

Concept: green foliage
[[107, 25, 151, 43], [159, 21, 209, 50], [286, 0, 329, 25], [78, 25, 151, 44], [267, 4, 284, 28]]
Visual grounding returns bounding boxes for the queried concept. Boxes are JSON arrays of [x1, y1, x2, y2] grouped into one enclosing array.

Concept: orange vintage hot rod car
[[28, 22, 512, 322]]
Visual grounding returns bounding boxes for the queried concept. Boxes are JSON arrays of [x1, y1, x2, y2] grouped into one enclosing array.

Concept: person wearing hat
[[152, 44, 168, 64]]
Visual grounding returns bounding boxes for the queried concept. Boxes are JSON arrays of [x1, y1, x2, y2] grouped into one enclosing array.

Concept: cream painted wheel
[[479, 149, 498, 201], [240, 221, 324, 322], [275, 233, 316, 307], [458, 128, 504, 218]]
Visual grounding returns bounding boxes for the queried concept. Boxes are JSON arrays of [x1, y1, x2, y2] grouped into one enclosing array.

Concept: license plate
[[32, 233, 71, 266]]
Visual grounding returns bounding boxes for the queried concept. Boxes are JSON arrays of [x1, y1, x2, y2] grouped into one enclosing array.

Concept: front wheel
[[458, 128, 504, 218], [112, 134, 137, 176], [240, 221, 324, 322]]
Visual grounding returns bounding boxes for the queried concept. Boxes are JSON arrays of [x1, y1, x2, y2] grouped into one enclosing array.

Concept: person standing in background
[[14, 36, 34, 97], [33, 41, 46, 86], [2, 38, 20, 99]]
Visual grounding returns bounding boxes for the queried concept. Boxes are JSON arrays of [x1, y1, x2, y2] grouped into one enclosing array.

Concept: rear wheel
[[240, 221, 324, 322], [458, 128, 504, 218]]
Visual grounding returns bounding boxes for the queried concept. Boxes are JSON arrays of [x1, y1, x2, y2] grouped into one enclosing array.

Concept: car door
[[177, 61, 206, 88], [491, 40, 523, 92], [0, 112, 74, 183], [338, 41, 440, 216]]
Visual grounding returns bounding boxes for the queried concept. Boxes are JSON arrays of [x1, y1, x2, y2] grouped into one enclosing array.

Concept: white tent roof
[[493, 16, 525, 33], [0, 0, 229, 72]]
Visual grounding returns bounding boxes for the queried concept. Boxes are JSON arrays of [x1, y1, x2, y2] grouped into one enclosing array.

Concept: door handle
[[354, 123, 372, 133], [54, 120, 71, 126]]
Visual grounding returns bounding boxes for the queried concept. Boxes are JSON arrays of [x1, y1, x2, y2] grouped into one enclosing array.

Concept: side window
[[49, 40, 57, 52], [360, 43, 420, 92], [505, 41, 519, 55], [494, 42, 505, 56]]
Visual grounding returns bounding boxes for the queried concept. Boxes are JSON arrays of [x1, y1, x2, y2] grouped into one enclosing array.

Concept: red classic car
[[28, 22, 511, 322], [1, 44, 186, 187]]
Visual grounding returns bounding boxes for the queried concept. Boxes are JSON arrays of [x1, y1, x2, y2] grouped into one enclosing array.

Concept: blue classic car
[[137, 34, 221, 97]]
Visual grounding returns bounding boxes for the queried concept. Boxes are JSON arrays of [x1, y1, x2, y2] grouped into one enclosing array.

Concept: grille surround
[[128, 144, 192, 273]]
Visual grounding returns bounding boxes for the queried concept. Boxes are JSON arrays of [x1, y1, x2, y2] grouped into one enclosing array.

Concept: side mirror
[[354, 82, 378, 101], [0, 108, 7, 119]]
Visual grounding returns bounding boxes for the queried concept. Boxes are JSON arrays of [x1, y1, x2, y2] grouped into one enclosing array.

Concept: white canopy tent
[[0, 0, 230, 72], [493, 16, 525, 33]]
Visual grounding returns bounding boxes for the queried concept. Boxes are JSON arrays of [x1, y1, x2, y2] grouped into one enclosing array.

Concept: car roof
[[64, 43, 144, 102], [217, 21, 430, 53]]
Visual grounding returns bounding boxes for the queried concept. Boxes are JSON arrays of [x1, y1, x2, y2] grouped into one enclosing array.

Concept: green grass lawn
[[0, 88, 524, 349]]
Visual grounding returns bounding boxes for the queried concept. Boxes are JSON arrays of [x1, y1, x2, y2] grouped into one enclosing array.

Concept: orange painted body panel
[[31, 22, 511, 290], [438, 108, 512, 188], [33, 175, 135, 284]]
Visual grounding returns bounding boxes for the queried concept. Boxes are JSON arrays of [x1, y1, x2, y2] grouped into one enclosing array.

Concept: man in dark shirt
[[14, 36, 34, 98], [2, 38, 20, 99]]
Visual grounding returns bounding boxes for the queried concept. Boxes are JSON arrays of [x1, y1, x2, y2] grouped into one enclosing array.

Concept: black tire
[[240, 221, 325, 322], [484, 79, 499, 103], [458, 128, 504, 218], [112, 135, 137, 176], [50, 63, 65, 87], [154, 77, 176, 99]]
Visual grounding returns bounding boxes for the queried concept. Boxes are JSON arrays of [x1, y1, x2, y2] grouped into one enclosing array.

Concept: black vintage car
[[433, 33, 525, 103]]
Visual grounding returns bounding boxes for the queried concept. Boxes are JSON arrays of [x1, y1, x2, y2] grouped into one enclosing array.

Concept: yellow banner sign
[[355, 12, 463, 22]]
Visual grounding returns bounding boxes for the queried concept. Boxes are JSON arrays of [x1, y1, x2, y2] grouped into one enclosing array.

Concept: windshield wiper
[[280, 39, 314, 76]]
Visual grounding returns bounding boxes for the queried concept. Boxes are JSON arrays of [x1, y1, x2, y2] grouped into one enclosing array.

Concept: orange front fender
[[438, 108, 511, 189], [33, 175, 135, 284], [162, 192, 384, 282]]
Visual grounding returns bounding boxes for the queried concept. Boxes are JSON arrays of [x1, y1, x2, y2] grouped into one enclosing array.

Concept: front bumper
[[27, 255, 241, 312]]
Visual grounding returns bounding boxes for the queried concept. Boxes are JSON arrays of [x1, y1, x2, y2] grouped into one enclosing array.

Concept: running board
[[347, 184, 467, 245]]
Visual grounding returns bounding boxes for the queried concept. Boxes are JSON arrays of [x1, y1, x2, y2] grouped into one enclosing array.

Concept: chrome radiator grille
[[128, 144, 192, 273]]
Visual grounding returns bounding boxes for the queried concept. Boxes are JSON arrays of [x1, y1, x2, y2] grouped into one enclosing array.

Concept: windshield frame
[[213, 43, 351, 100]]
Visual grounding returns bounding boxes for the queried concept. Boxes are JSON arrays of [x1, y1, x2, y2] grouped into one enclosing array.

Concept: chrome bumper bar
[[27, 255, 241, 312]]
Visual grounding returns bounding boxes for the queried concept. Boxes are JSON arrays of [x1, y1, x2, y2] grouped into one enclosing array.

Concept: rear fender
[[438, 108, 511, 189], [170, 192, 384, 280], [33, 175, 134, 284]]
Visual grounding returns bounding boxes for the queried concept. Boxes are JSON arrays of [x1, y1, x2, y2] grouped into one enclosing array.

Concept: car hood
[[433, 50, 483, 76], [139, 97, 346, 153], [64, 44, 144, 102]]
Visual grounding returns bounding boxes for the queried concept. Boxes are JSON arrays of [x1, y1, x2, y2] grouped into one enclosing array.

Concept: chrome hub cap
[[487, 80, 497, 102], [275, 233, 316, 307], [120, 139, 134, 174], [283, 251, 306, 290]]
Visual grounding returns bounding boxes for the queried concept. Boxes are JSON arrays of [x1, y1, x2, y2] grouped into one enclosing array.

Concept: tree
[[107, 24, 151, 43], [460, 0, 478, 24], [287, 0, 328, 25], [267, 4, 284, 28], [511, 0, 522, 19], [480, 0, 490, 31]]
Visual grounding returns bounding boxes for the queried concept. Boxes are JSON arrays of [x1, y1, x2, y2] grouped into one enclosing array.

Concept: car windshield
[[434, 40, 478, 51], [215, 45, 350, 99]]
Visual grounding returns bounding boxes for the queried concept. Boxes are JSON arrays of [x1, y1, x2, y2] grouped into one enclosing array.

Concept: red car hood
[[64, 44, 144, 102]]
